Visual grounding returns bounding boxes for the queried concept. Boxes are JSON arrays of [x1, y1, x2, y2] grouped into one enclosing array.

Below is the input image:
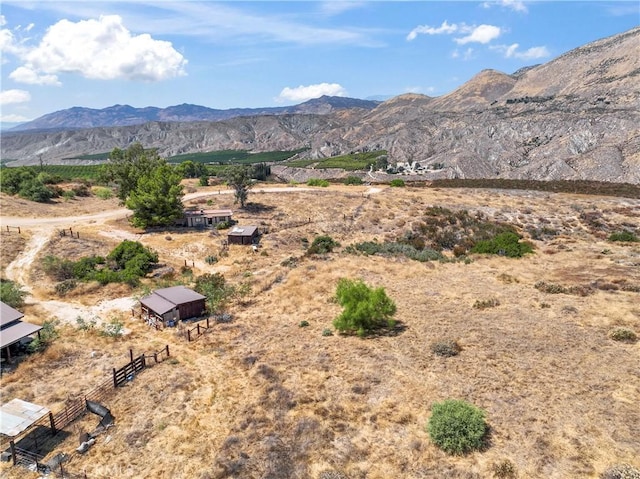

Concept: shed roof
[[228, 225, 258, 237], [140, 286, 205, 315], [1, 301, 24, 327], [0, 320, 42, 349], [0, 399, 50, 438]]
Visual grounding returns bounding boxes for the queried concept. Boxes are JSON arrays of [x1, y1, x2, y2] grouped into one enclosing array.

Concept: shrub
[[205, 255, 218, 265], [76, 315, 97, 331], [199, 175, 210, 186], [94, 187, 113, 200], [55, 279, 78, 296], [100, 317, 124, 338], [492, 459, 517, 478], [473, 298, 500, 310], [333, 278, 397, 336], [322, 328, 333, 337], [216, 220, 233, 230], [308, 235, 340, 254], [0, 279, 27, 308], [28, 319, 59, 353], [471, 232, 533, 258], [19, 179, 55, 202], [431, 340, 461, 357], [427, 399, 487, 455], [601, 464, 640, 479], [62, 190, 76, 200], [390, 179, 405, 187], [344, 176, 363, 185], [609, 328, 638, 343], [299, 320, 310, 327], [608, 231, 639, 242], [307, 178, 330, 187]]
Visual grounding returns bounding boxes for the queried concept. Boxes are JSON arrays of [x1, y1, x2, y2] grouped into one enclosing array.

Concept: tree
[[194, 273, 234, 313], [0, 280, 27, 308], [427, 399, 487, 455], [223, 165, 253, 208], [332, 278, 397, 337], [125, 163, 184, 228], [99, 143, 165, 202], [177, 160, 208, 179], [307, 235, 340, 254]]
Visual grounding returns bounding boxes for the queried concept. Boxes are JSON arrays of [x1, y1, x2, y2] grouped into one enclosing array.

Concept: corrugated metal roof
[[140, 294, 176, 316], [0, 320, 42, 349], [0, 398, 50, 438], [1, 301, 24, 327], [140, 286, 205, 315], [228, 225, 258, 237], [155, 286, 205, 304]]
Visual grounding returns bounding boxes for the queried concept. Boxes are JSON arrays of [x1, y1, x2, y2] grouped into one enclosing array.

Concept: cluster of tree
[[43, 240, 159, 288], [99, 143, 184, 228], [0, 168, 61, 202], [0, 279, 26, 308], [193, 272, 251, 313]]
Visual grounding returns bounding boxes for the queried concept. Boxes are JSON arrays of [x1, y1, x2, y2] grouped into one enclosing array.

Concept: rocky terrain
[[1, 26, 639, 184]]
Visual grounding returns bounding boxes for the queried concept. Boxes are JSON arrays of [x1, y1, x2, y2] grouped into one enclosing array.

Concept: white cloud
[[9, 15, 187, 85], [407, 21, 458, 41], [496, 43, 550, 59], [483, 0, 528, 13], [454, 25, 501, 45], [9, 66, 61, 85], [0, 113, 31, 122], [276, 83, 347, 103], [0, 89, 31, 105], [319, 1, 366, 16], [452, 48, 475, 60]]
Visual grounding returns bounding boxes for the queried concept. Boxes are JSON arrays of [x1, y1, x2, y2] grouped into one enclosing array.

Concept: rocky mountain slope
[[8, 96, 381, 131], [2, 27, 639, 184]]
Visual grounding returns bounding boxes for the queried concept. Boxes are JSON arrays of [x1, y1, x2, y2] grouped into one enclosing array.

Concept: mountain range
[[2, 26, 639, 184]]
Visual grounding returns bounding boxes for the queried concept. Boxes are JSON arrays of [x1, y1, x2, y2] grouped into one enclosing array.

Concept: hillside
[[1, 26, 639, 184], [1, 183, 639, 478]]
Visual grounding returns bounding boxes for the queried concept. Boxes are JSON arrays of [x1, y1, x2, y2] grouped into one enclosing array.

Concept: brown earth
[[1, 184, 639, 479]]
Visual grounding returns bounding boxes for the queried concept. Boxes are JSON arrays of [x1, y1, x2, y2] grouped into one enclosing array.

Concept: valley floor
[[1, 183, 639, 478]]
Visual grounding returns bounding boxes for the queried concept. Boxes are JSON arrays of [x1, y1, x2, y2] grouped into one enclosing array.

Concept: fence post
[[154, 353, 158, 363], [166, 345, 170, 357], [129, 349, 134, 363], [187, 329, 191, 342], [49, 411, 57, 436], [197, 324, 201, 335], [18, 227, 20, 234], [206, 317, 210, 328], [10, 440, 16, 465], [112, 368, 117, 388]]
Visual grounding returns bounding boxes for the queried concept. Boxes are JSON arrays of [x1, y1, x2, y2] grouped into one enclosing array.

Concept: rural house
[[140, 286, 206, 327], [227, 225, 260, 245], [176, 209, 233, 228], [1, 302, 42, 362]]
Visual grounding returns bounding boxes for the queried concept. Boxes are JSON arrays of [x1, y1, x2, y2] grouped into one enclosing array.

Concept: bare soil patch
[[1, 185, 639, 479]]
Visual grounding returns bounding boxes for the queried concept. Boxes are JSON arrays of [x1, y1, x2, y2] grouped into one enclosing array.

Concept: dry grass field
[[1, 183, 639, 479]]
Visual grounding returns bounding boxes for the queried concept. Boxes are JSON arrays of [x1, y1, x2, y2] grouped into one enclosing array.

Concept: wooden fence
[[3, 225, 21, 234], [185, 317, 211, 342], [112, 345, 170, 387]]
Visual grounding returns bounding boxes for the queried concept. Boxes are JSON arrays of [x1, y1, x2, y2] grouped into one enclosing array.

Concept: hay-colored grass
[[1, 185, 639, 478]]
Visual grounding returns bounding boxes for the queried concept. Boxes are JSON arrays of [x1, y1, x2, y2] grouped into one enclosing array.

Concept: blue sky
[[1, 1, 638, 123]]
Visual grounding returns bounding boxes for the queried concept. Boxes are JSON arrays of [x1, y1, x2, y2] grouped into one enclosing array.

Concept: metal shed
[[227, 225, 259, 245], [140, 286, 206, 326]]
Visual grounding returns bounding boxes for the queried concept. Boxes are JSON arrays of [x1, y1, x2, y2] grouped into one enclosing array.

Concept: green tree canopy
[[427, 400, 487, 455], [176, 160, 208, 179], [99, 143, 165, 202], [125, 163, 184, 228], [223, 165, 254, 208], [332, 278, 397, 337], [0, 280, 27, 308]]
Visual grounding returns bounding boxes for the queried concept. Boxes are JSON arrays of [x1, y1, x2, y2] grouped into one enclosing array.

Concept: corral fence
[[184, 317, 212, 342], [4, 346, 170, 475], [59, 227, 80, 239], [3, 225, 22, 234]]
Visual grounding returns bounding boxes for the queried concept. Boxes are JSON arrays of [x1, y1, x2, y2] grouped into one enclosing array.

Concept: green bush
[[28, 319, 59, 353], [609, 328, 637, 343], [55, 279, 78, 297], [333, 278, 397, 337], [608, 231, 639, 242], [322, 328, 333, 337], [390, 179, 405, 187], [344, 176, 363, 185], [216, 220, 233, 230], [19, 179, 55, 202], [199, 175, 210, 186], [0, 279, 27, 308], [471, 232, 533, 258], [299, 320, 310, 327], [350, 240, 443, 262], [100, 317, 124, 338], [307, 178, 330, 187], [94, 187, 113, 200], [427, 399, 487, 455], [308, 235, 340, 254]]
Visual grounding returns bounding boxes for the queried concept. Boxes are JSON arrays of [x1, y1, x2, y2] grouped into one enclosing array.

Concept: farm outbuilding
[[176, 209, 233, 228], [227, 225, 259, 245], [140, 286, 206, 327], [1, 302, 42, 362]]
